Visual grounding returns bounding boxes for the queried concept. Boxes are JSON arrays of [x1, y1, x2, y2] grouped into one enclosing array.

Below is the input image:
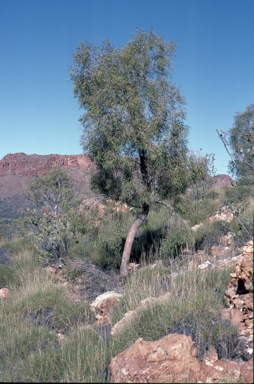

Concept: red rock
[[208, 209, 234, 223], [0, 153, 95, 177], [0, 287, 10, 298], [110, 333, 201, 383], [43, 266, 56, 275], [221, 308, 246, 326], [203, 345, 218, 363], [240, 358, 253, 383], [206, 174, 237, 188], [210, 245, 230, 257]]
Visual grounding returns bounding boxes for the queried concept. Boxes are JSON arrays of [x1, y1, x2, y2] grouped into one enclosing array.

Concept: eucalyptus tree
[[69, 29, 207, 277], [217, 104, 254, 185]]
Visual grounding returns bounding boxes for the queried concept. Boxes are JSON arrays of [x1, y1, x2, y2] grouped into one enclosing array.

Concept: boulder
[[223, 240, 253, 359], [110, 332, 250, 383], [0, 287, 10, 298], [79, 198, 106, 217], [220, 232, 233, 247], [198, 261, 213, 271], [90, 291, 122, 326], [210, 245, 231, 257], [225, 240, 253, 296], [110, 333, 200, 383], [240, 358, 253, 383]]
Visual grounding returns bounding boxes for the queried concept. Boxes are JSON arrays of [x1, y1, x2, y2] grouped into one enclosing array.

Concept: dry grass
[[0, 185, 251, 382]]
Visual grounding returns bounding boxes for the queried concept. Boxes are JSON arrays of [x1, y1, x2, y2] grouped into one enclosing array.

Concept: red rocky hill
[[207, 174, 237, 188], [0, 153, 95, 224], [0, 152, 95, 177]]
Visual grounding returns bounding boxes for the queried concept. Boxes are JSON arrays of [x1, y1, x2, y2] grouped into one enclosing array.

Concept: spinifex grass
[[3, 326, 112, 383], [0, 245, 95, 382], [111, 260, 240, 361]]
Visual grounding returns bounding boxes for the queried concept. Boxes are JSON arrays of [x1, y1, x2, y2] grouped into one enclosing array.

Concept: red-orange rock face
[[207, 174, 237, 188], [0, 153, 95, 177], [110, 333, 201, 383]]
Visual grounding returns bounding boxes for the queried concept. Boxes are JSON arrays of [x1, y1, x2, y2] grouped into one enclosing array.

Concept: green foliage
[[186, 152, 217, 201], [225, 183, 254, 205], [14, 167, 79, 261], [69, 28, 208, 275], [193, 220, 221, 253], [216, 104, 254, 186], [28, 166, 75, 211], [69, 28, 207, 209], [227, 104, 254, 181], [218, 202, 253, 244], [1, 237, 35, 254]]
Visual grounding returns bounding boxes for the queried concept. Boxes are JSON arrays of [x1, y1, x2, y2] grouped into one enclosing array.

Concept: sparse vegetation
[[1, 178, 251, 382], [0, 34, 253, 382]]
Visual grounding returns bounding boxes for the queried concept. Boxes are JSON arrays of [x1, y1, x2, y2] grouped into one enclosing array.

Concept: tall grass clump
[[0, 243, 96, 382], [111, 260, 242, 362], [178, 198, 221, 226], [160, 214, 195, 258], [3, 326, 111, 383]]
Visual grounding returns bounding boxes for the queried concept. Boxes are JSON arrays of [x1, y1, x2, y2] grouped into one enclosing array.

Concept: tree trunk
[[120, 203, 149, 277]]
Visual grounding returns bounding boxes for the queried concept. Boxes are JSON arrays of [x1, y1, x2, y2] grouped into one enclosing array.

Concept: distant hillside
[[0, 152, 236, 224], [0, 153, 95, 224]]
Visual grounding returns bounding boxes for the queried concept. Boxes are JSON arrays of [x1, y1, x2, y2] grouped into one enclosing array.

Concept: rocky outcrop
[[208, 206, 234, 223], [90, 291, 122, 326], [224, 240, 253, 300], [223, 240, 253, 359], [110, 333, 201, 383], [110, 333, 251, 383], [207, 174, 237, 188], [191, 207, 234, 233], [0, 152, 95, 177]]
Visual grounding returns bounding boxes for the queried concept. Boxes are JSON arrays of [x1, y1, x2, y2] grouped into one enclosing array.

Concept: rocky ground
[[0, 204, 253, 383]]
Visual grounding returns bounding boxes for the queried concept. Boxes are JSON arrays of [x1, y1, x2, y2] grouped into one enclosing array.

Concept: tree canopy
[[69, 28, 207, 276], [227, 104, 254, 183]]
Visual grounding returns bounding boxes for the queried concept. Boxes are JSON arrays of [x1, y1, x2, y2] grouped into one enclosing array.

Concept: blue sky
[[0, 0, 253, 176]]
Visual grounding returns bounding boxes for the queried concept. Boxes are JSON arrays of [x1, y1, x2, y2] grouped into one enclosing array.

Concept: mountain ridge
[[0, 152, 236, 224]]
